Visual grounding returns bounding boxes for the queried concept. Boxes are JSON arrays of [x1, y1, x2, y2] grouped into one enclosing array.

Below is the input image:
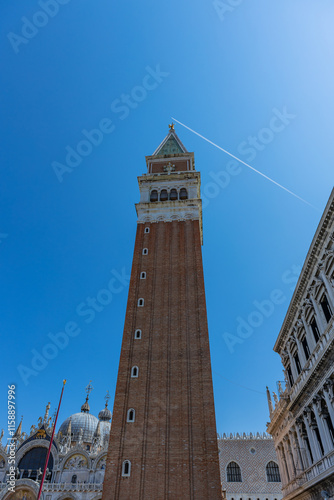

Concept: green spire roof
[[153, 128, 188, 156]]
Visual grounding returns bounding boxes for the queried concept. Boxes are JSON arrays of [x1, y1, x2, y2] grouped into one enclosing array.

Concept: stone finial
[[273, 392, 279, 405], [43, 402, 51, 424], [14, 417, 23, 438], [65, 417, 72, 436], [266, 386, 274, 415], [278, 381, 283, 395]]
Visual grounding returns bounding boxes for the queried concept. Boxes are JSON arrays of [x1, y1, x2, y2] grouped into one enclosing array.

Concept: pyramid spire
[[152, 124, 188, 156], [14, 416, 23, 438]]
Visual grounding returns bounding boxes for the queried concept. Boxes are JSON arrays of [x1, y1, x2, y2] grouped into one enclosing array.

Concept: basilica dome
[[59, 412, 99, 443], [58, 386, 112, 445], [97, 405, 112, 442]]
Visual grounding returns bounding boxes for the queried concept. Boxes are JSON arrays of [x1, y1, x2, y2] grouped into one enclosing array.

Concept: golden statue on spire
[[169, 123, 175, 131]]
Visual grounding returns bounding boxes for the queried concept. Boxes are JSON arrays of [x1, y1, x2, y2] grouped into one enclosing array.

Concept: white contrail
[[171, 117, 319, 211]]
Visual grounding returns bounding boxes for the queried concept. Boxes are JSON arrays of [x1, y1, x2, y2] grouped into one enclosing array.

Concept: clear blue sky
[[1, 0, 334, 437]]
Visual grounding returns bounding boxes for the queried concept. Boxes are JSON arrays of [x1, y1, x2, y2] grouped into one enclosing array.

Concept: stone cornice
[[135, 199, 203, 244], [274, 188, 334, 353], [138, 169, 199, 184]]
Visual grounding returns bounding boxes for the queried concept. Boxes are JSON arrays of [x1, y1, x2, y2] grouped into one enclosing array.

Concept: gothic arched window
[[179, 188, 188, 200], [266, 461, 281, 482], [122, 460, 131, 476], [150, 190, 158, 202], [131, 366, 139, 378], [71, 474, 77, 483], [226, 461, 242, 482]]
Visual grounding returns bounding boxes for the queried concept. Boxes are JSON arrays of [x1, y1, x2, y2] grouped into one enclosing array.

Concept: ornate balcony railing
[[282, 449, 334, 497], [289, 322, 334, 404], [43, 482, 103, 492]]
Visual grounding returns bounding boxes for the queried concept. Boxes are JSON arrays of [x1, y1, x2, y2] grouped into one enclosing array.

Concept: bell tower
[[102, 125, 221, 499]]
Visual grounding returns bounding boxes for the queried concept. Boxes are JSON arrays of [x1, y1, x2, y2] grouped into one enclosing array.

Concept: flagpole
[[37, 380, 66, 500]]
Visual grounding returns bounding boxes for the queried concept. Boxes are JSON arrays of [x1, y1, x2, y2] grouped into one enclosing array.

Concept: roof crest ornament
[[105, 390, 110, 408], [163, 161, 175, 174], [81, 380, 93, 413]]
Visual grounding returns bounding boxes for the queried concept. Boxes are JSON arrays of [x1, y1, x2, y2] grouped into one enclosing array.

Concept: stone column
[[290, 427, 304, 473], [287, 341, 298, 382], [319, 267, 334, 306], [301, 314, 316, 351], [312, 397, 331, 454], [283, 435, 295, 480], [303, 410, 320, 462], [292, 331, 307, 367], [295, 419, 309, 469], [323, 380, 334, 425], [289, 431, 300, 474], [309, 295, 326, 333], [276, 443, 289, 487]]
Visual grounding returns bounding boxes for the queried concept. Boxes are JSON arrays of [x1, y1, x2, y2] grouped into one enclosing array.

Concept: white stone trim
[[136, 201, 201, 224]]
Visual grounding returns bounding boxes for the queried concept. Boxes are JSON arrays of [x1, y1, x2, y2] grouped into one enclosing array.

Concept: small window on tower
[[138, 298, 144, 307], [127, 409, 135, 422], [122, 460, 131, 476], [131, 366, 139, 378], [150, 190, 158, 202], [143, 248, 148, 255], [160, 189, 168, 201], [134, 329, 142, 339], [144, 227, 150, 233], [169, 188, 178, 200], [140, 272, 146, 279], [179, 188, 188, 200]]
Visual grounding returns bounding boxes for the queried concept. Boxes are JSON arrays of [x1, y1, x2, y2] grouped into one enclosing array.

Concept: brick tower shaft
[[102, 127, 221, 499]]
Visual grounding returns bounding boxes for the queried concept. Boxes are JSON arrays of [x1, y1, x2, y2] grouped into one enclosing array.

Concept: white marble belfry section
[[135, 170, 203, 241]]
